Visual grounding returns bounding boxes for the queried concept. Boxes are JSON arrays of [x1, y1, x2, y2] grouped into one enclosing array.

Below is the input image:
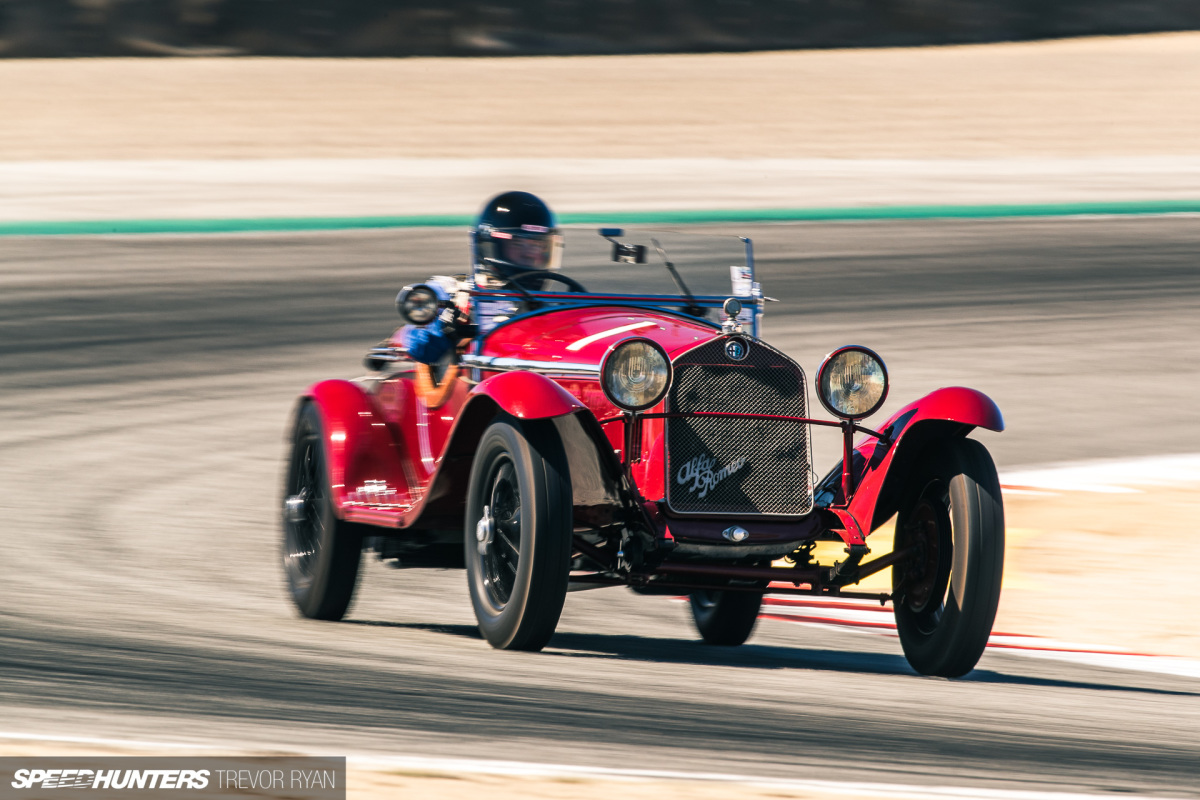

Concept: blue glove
[[402, 320, 453, 365]]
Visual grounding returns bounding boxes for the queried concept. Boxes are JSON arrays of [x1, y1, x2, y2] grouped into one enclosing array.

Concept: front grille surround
[[665, 336, 814, 517]]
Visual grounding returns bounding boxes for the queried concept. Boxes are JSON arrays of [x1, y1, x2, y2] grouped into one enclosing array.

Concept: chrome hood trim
[[461, 354, 600, 376]]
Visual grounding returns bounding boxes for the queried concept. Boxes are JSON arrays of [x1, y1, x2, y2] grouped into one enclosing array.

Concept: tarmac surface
[[3, 217, 1200, 796]]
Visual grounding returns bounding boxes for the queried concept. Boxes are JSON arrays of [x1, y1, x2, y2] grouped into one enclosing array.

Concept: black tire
[[689, 589, 763, 646], [281, 402, 363, 620], [892, 437, 1005, 677], [465, 417, 573, 651]]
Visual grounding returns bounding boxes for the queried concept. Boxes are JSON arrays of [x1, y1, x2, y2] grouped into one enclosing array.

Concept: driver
[[404, 191, 561, 365], [472, 190, 563, 282]]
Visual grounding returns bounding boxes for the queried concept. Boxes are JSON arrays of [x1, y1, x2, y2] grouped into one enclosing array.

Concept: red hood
[[476, 306, 720, 364]]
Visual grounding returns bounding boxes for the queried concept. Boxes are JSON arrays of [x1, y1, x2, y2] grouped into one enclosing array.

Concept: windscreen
[[474, 227, 754, 301], [471, 226, 758, 334], [555, 227, 753, 300]]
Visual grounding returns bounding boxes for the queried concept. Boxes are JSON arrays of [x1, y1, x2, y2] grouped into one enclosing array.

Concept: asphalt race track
[[3, 217, 1200, 796]]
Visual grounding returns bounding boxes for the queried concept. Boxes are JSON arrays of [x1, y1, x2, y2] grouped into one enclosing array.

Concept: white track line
[[0, 731, 1169, 800], [0, 731, 223, 750]]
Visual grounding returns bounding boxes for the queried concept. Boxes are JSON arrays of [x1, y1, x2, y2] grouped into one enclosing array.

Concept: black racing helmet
[[472, 191, 563, 279]]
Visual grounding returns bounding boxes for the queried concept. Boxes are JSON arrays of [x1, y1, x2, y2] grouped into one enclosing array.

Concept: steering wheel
[[505, 268, 588, 294]]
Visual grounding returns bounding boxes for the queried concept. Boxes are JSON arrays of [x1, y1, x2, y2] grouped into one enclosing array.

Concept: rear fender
[[303, 380, 409, 518], [825, 387, 1004, 535]]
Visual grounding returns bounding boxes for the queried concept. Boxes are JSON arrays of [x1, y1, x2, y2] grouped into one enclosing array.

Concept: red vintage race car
[[281, 202, 1005, 678]]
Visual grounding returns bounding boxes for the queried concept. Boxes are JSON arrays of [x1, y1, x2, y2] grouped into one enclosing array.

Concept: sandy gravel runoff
[[987, 485, 1200, 659], [2, 32, 1199, 161], [0, 742, 920, 800]]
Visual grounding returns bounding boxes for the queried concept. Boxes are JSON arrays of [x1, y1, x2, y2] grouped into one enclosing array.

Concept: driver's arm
[[402, 319, 454, 365], [402, 286, 475, 364]]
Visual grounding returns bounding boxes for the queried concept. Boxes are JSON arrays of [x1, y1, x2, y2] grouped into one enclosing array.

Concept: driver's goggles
[[491, 230, 561, 268]]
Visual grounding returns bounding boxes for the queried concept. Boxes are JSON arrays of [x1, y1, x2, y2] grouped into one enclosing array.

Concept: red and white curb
[[756, 595, 1200, 679]]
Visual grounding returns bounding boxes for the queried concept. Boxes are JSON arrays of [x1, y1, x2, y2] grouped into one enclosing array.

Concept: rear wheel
[[892, 437, 1004, 677], [689, 588, 763, 646], [465, 418, 573, 651], [282, 403, 363, 620]]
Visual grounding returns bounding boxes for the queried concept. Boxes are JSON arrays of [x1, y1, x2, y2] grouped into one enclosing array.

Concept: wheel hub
[[476, 505, 495, 555], [903, 501, 941, 612], [478, 460, 522, 608], [285, 490, 309, 524]]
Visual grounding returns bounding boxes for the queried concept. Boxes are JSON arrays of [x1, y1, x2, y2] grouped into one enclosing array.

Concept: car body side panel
[[308, 369, 613, 532], [403, 393, 503, 529], [416, 377, 472, 480], [637, 431, 667, 502], [304, 379, 414, 523], [552, 376, 625, 457], [835, 386, 1004, 535]]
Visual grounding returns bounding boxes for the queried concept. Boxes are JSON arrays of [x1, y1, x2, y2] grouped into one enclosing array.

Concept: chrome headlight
[[816, 345, 889, 420], [396, 283, 447, 325], [601, 338, 672, 412]]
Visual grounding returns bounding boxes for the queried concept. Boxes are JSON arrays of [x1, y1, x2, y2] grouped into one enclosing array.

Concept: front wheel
[[892, 437, 1005, 677], [465, 418, 573, 651], [282, 402, 364, 620]]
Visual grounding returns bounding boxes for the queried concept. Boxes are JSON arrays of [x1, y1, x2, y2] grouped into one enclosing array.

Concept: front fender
[[469, 371, 587, 419], [413, 391, 618, 531], [303, 380, 409, 518], [829, 386, 1003, 535]]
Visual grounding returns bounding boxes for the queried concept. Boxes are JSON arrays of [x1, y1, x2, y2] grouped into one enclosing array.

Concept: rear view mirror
[[612, 243, 647, 264]]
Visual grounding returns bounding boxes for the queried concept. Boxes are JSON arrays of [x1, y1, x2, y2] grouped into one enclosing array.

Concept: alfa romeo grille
[[666, 337, 813, 516]]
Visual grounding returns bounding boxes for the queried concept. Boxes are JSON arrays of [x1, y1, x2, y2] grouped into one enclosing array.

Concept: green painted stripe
[[0, 215, 476, 236], [3, 199, 1200, 236], [566, 199, 1200, 224]]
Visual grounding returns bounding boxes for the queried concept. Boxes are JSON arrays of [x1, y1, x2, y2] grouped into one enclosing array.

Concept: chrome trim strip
[[366, 346, 407, 362], [343, 501, 415, 511], [470, 290, 736, 307], [460, 354, 600, 376]]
